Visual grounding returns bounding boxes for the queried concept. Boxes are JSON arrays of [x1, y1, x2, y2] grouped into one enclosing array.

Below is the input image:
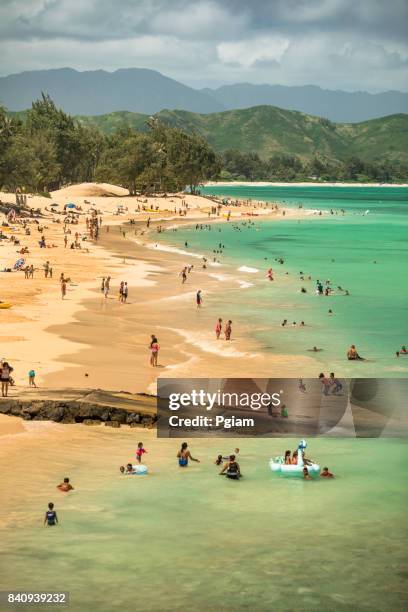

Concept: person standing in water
[[225, 320, 232, 340], [177, 442, 200, 467], [215, 318, 222, 339], [136, 442, 147, 463], [44, 502, 58, 526], [219, 454, 241, 479], [149, 335, 159, 367], [196, 290, 203, 308]]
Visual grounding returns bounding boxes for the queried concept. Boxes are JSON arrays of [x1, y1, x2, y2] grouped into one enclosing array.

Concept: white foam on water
[[238, 265, 259, 273], [160, 326, 257, 359]]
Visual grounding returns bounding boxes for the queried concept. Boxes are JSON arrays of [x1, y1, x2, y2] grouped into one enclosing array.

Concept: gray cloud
[[0, 0, 407, 91]]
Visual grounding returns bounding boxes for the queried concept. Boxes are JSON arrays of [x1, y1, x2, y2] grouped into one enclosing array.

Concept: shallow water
[[163, 186, 408, 376], [0, 425, 407, 611]]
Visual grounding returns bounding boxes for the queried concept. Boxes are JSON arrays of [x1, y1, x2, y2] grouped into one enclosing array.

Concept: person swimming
[[57, 477, 74, 492], [303, 467, 311, 480], [321, 466, 334, 478], [177, 442, 200, 467], [219, 455, 241, 479]]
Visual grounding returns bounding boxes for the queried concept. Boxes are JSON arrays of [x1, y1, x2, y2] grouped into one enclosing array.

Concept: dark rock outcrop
[[0, 392, 157, 427]]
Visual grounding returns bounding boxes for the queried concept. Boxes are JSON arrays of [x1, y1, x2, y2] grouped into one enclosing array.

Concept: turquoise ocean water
[[163, 186, 408, 376], [0, 430, 407, 611]]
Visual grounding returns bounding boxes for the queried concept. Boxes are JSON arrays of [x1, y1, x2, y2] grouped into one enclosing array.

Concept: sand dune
[[52, 182, 130, 198]]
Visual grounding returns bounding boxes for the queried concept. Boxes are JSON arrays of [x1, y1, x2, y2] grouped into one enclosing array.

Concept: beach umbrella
[[66, 203, 76, 209]]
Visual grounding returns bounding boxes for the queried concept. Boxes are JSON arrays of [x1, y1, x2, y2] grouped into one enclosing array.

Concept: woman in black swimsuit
[[219, 454, 241, 479]]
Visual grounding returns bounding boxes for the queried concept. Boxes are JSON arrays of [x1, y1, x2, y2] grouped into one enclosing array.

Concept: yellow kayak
[[0, 303, 12, 309]]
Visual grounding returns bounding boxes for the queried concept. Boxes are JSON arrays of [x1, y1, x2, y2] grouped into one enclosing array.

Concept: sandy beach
[[1, 184, 315, 397]]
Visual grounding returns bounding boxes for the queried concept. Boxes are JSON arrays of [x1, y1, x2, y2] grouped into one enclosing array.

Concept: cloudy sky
[[1, 0, 407, 92]]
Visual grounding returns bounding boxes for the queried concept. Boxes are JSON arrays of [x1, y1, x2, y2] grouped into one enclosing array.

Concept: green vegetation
[[1, 98, 407, 191], [1, 96, 220, 193]]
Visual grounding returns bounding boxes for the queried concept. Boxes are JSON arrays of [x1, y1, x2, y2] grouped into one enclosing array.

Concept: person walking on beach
[[44, 502, 58, 527], [64, 235, 68, 248], [123, 282, 128, 303], [0, 361, 13, 397], [215, 318, 222, 339], [101, 277, 105, 293], [119, 281, 124, 302], [196, 290, 203, 308], [28, 369, 36, 387], [180, 267, 187, 284], [61, 278, 67, 300], [225, 320, 232, 341], [104, 276, 111, 298], [149, 335, 159, 367]]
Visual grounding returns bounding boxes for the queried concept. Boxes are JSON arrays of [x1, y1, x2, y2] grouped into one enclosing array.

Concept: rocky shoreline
[[0, 388, 157, 428]]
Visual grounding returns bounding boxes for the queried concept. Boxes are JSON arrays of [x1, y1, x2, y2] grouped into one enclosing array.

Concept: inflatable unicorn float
[[269, 439, 320, 477]]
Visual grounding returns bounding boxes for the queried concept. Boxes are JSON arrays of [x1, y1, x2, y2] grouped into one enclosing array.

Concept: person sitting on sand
[[177, 442, 200, 467], [347, 344, 364, 360], [321, 467, 334, 478], [57, 477, 74, 492], [219, 455, 241, 479], [303, 467, 312, 480]]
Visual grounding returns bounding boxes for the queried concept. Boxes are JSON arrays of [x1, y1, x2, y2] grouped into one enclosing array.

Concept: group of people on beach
[[215, 318, 232, 340], [318, 373, 343, 395]]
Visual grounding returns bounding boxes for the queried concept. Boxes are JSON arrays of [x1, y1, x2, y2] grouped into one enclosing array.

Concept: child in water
[[136, 442, 147, 463], [44, 502, 58, 526], [57, 477, 74, 492], [215, 455, 223, 465], [303, 467, 311, 480], [321, 467, 334, 478], [284, 450, 291, 464]]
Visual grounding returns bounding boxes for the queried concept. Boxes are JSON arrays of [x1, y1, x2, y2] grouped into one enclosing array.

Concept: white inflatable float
[[129, 464, 148, 475], [269, 440, 320, 477]]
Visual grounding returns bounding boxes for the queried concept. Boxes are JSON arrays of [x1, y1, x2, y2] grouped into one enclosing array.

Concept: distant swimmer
[[177, 442, 200, 467], [347, 344, 365, 361], [57, 477, 74, 492], [219, 454, 241, 479], [307, 346, 323, 352], [321, 466, 334, 478], [44, 502, 58, 527]]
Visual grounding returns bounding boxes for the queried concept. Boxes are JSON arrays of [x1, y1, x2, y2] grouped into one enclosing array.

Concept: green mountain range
[[10, 105, 407, 164], [75, 106, 407, 163]]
